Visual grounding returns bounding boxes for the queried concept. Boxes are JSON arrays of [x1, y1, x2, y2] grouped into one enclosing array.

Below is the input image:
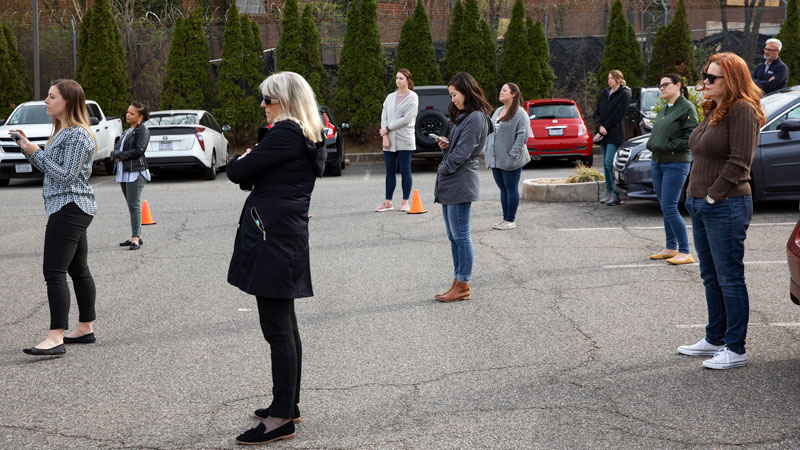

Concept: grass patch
[[567, 164, 605, 183]]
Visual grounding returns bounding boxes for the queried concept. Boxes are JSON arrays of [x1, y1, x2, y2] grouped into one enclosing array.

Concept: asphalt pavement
[[1, 157, 799, 449]]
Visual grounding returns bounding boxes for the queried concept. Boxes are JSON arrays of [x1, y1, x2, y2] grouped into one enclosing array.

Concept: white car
[[144, 110, 229, 180], [0, 100, 122, 185]]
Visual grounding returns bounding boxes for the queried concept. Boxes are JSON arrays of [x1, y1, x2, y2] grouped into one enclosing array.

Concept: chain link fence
[[2, 1, 787, 114]]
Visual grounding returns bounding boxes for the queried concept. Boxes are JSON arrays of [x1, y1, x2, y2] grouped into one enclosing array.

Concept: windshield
[[761, 91, 800, 118], [529, 104, 579, 119], [145, 114, 199, 126], [6, 105, 50, 125], [641, 90, 660, 112]]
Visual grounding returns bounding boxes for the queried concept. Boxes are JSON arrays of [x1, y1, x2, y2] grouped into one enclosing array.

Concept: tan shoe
[[437, 280, 471, 303], [434, 279, 457, 300], [666, 254, 695, 265], [649, 250, 678, 260]]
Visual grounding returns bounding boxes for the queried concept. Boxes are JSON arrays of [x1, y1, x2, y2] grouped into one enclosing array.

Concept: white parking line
[[603, 261, 787, 269], [363, 169, 370, 181], [676, 322, 800, 328], [558, 222, 795, 232]]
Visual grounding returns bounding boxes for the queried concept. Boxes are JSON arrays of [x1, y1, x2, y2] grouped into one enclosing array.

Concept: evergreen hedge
[[647, 0, 697, 85], [160, 8, 214, 110], [334, 0, 386, 141], [214, 2, 262, 144], [2, 25, 30, 117], [528, 18, 554, 99], [302, 5, 328, 102], [241, 14, 265, 93], [597, 0, 644, 91], [498, 0, 536, 100], [275, 0, 305, 74], [777, 0, 800, 86], [394, 0, 439, 86], [442, 1, 465, 83], [76, 0, 132, 118]]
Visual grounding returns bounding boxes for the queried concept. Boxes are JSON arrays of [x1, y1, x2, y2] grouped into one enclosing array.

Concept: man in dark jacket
[[752, 38, 788, 95]]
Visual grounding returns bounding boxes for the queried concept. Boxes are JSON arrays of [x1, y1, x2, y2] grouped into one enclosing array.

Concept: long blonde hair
[[260, 72, 323, 143], [47, 79, 96, 149]]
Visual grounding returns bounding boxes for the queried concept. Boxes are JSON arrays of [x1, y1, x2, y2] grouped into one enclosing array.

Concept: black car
[[614, 87, 800, 202], [413, 85, 451, 158], [258, 106, 347, 176], [624, 87, 660, 140]]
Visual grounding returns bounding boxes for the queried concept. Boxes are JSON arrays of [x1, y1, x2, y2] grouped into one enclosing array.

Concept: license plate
[[159, 141, 173, 151], [15, 163, 32, 173], [548, 128, 564, 136]]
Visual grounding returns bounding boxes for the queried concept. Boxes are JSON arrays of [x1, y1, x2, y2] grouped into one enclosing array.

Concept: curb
[[522, 178, 602, 202], [345, 153, 385, 164]]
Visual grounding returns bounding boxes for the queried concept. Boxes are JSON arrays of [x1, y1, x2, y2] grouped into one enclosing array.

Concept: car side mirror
[[0, 119, 5, 126], [221, 124, 231, 132], [777, 119, 800, 139], [90, 117, 99, 126], [341, 123, 350, 130]]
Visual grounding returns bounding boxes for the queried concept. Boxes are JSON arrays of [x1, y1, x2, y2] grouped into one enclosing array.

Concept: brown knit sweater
[[687, 100, 760, 200]]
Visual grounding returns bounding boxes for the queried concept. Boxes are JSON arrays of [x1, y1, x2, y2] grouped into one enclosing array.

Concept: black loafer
[[254, 405, 301, 423], [23, 344, 66, 356], [235, 421, 295, 445], [64, 333, 96, 344], [120, 238, 143, 247], [129, 241, 142, 250]]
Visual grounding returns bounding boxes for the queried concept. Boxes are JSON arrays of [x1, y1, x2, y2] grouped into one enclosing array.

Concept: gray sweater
[[381, 91, 419, 151], [434, 111, 488, 204], [484, 106, 531, 171]]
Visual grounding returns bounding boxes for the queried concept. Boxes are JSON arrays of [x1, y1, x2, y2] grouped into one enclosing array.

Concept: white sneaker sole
[[702, 359, 747, 369], [375, 207, 393, 212], [677, 346, 723, 356]]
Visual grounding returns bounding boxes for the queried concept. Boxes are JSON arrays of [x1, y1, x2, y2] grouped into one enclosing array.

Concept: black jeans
[[44, 202, 95, 330], [256, 297, 302, 418]]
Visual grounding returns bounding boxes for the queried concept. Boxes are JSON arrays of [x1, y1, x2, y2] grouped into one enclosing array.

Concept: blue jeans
[[383, 150, 413, 200], [600, 143, 618, 194], [685, 195, 753, 354], [491, 168, 522, 222], [442, 203, 473, 282], [651, 161, 690, 253]]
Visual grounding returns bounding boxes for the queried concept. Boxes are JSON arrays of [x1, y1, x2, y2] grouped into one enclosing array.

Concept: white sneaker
[[702, 347, 747, 369], [493, 221, 516, 230], [677, 338, 724, 356]]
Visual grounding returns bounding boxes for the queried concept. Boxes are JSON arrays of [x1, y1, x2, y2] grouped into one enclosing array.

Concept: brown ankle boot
[[437, 280, 470, 303], [435, 279, 457, 300]]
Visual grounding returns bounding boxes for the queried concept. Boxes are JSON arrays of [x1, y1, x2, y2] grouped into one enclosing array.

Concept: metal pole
[[71, 17, 77, 77], [662, 0, 669, 28], [32, 0, 40, 99]]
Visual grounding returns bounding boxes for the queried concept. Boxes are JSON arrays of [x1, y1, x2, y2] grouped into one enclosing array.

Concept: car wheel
[[339, 138, 346, 169], [327, 150, 343, 177], [203, 151, 217, 180], [581, 154, 594, 167], [0, 178, 9, 186], [104, 158, 115, 175], [415, 109, 449, 149]]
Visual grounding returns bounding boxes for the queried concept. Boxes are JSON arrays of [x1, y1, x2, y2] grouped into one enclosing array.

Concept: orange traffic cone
[[141, 200, 157, 225], [407, 189, 428, 214]]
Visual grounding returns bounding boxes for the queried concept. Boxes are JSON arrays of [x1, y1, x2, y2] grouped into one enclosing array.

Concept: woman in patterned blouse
[[11, 79, 99, 356]]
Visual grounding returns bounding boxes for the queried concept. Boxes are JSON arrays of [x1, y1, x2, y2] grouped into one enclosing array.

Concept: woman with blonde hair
[[10, 79, 99, 356], [592, 69, 631, 206], [677, 53, 765, 370], [226, 71, 325, 445]]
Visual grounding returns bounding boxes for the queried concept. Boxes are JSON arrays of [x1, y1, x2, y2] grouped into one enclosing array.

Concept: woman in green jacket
[[645, 73, 699, 265]]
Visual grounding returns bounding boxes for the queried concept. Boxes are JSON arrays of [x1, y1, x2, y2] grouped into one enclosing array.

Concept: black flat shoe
[[120, 238, 143, 247], [254, 405, 301, 423], [64, 333, 96, 344], [236, 421, 295, 445], [23, 344, 66, 356], [129, 241, 142, 250]]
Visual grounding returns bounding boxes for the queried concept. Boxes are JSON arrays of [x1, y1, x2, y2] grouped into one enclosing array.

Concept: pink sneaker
[[400, 200, 410, 212], [375, 201, 393, 212]]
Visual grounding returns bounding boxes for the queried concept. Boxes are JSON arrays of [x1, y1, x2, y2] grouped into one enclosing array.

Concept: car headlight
[[634, 149, 652, 161], [642, 117, 653, 129]]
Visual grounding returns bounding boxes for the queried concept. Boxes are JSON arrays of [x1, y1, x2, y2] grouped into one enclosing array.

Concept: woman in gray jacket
[[376, 69, 419, 212], [433, 72, 492, 303], [485, 82, 531, 230]]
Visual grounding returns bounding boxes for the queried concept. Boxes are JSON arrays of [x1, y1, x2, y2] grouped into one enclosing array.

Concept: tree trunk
[[719, 0, 729, 49]]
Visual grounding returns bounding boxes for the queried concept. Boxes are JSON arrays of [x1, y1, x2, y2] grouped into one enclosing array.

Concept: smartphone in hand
[[10, 131, 22, 142], [428, 133, 449, 144]]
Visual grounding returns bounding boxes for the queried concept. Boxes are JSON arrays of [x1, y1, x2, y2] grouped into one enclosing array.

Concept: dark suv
[[413, 85, 451, 158]]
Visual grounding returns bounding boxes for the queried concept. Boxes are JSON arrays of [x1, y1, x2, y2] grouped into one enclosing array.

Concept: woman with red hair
[[677, 53, 765, 370]]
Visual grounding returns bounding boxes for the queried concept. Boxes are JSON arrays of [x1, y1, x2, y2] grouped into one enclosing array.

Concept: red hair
[[698, 53, 765, 127]]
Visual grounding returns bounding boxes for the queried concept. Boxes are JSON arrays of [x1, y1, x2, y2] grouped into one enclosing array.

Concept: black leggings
[[256, 297, 302, 419], [44, 202, 95, 330]]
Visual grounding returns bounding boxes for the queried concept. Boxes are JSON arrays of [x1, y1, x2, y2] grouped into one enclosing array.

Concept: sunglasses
[[702, 72, 724, 84], [261, 95, 277, 104]]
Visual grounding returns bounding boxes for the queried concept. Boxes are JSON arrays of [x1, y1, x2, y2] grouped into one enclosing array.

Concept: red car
[[526, 99, 594, 166], [788, 212, 800, 305]]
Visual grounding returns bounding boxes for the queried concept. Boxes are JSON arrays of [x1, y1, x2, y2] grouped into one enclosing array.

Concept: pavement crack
[[0, 299, 47, 327], [0, 423, 165, 449]]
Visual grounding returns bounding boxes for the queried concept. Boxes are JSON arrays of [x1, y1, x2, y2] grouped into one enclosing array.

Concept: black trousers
[[256, 297, 302, 419], [44, 202, 96, 330]]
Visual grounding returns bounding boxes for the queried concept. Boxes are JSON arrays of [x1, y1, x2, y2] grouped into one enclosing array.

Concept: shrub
[[647, 0, 698, 85], [777, 0, 800, 86], [527, 17, 554, 99], [498, 0, 536, 98], [567, 164, 605, 183], [160, 8, 215, 110], [394, 0, 439, 86], [442, 1, 465, 83], [597, 0, 644, 91], [302, 5, 328, 102], [276, 0, 305, 74]]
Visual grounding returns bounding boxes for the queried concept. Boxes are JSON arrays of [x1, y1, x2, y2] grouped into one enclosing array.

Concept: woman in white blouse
[[376, 69, 419, 212], [110, 102, 151, 250]]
